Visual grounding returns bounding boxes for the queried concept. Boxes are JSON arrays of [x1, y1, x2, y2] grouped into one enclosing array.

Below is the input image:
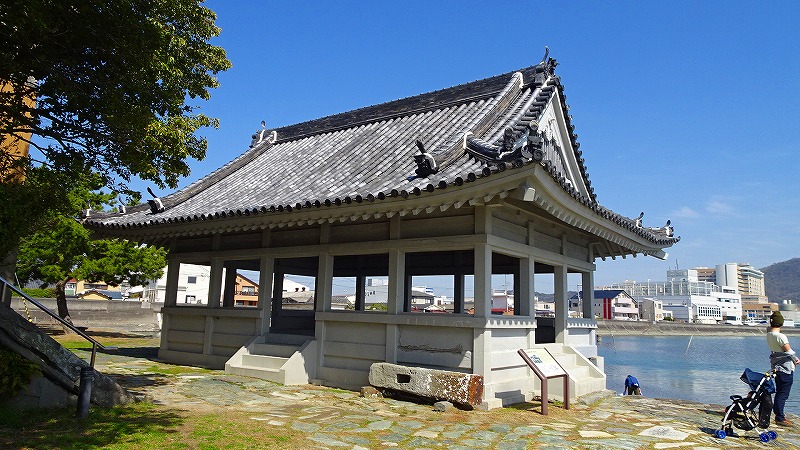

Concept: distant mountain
[[762, 258, 800, 303]]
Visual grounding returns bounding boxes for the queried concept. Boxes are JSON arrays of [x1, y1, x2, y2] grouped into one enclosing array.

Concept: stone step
[[241, 354, 288, 370], [226, 364, 282, 383], [564, 364, 591, 379], [250, 343, 300, 358]]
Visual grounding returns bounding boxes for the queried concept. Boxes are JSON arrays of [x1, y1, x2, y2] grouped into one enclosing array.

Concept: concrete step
[[552, 353, 578, 369], [241, 354, 288, 370], [225, 335, 316, 386], [526, 344, 606, 400], [227, 364, 282, 383], [564, 365, 591, 379], [250, 343, 300, 358]]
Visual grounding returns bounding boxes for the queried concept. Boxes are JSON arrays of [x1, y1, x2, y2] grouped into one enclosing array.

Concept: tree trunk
[[55, 278, 73, 326], [1, 248, 17, 307]]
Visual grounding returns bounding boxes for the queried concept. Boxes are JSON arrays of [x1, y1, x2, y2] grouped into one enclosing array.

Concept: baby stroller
[[716, 368, 777, 442]]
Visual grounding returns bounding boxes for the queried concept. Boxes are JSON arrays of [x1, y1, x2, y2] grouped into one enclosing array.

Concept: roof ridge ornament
[[634, 212, 644, 228], [534, 46, 558, 84], [250, 120, 278, 148], [410, 140, 439, 179], [647, 219, 673, 237], [465, 120, 543, 164], [539, 46, 549, 65], [146, 187, 165, 214]]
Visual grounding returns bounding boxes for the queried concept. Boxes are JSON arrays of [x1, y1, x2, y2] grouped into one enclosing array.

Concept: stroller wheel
[[768, 430, 777, 440], [759, 432, 770, 443], [714, 429, 726, 439]]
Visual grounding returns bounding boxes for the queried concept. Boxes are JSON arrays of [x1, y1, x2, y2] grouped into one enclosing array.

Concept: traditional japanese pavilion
[[86, 56, 679, 408]]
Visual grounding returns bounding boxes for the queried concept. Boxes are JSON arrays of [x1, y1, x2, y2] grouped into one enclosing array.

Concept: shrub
[[0, 346, 41, 400], [21, 287, 56, 299]]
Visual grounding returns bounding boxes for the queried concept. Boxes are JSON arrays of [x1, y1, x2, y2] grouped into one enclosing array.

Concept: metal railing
[[0, 275, 106, 367]]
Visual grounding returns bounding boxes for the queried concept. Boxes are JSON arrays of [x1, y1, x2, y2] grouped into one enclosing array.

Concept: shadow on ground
[[68, 345, 160, 361], [110, 372, 174, 389], [0, 402, 185, 450], [101, 346, 160, 358]]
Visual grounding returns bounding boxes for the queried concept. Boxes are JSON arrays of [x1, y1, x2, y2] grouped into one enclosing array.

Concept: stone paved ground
[[80, 342, 800, 449]]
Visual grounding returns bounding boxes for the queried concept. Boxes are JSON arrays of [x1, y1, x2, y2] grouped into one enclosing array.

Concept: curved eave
[[87, 154, 679, 257]]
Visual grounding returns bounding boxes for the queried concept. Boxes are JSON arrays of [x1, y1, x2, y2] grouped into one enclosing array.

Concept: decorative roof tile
[[85, 58, 678, 249]]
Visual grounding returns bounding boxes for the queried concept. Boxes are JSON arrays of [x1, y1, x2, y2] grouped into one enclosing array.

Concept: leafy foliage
[[0, 345, 41, 400], [21, 287, 55, 298], [0, 0, 230, 194], [15, 173, 167, 319], [0, 165, 75, 258], [762, 258, 800, 303], [0, 1, 230, 260]]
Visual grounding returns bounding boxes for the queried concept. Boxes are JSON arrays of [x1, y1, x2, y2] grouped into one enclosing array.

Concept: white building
[[603, 269, 742, 324]]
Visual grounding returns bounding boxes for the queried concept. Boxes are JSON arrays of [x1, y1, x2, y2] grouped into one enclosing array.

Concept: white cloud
[[672, 206, 699, 218], [705, 199, 736, 215]]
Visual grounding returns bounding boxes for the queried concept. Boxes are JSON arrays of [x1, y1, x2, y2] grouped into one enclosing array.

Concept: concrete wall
[[11, 297, 160, 333], [1, 375, 74, 410], [159, 306, 263, 368]]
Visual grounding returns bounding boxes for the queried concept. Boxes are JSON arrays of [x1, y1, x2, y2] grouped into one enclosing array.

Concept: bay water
[[599, 334, 800, 416]]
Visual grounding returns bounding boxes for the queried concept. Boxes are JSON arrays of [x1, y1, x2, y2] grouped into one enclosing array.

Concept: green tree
[[0, 0, 230, 189], [15, 174, 167, 323], [0, 0, 230, 269]]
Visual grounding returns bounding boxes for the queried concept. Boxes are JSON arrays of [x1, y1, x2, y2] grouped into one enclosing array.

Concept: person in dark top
[[624, 375, 642, 395]]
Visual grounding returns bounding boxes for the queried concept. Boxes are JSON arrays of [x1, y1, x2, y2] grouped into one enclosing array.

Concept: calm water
[[599, 335, 800, 416]]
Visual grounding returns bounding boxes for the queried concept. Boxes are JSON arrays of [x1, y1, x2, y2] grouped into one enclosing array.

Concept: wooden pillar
[[207, 258, 223, 308], [454, 273, 465, 314], [387, 249, 405, 315], [164, 259, 181, 307], [582, 271, 594, 319], [271, 269, 284, 321], [160, 259, 181, 352], [474, 243, 492, 318], [222, 265, 237, 307], [355, 275, 366, 311], [258, 255, 274, 334], [518, 257, 533, 316], [316, 252, 333, 313], [474, 328, 493, 401], [554, 264, 568, 343], [386, 249, 404, 363]]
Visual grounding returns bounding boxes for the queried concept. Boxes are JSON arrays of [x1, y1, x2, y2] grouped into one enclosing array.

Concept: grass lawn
[[0, 402, 306, 449], [0, 333, 312, 450]]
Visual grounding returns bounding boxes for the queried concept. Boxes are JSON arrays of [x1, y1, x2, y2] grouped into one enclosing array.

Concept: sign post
[[517, 348, 570, 415]]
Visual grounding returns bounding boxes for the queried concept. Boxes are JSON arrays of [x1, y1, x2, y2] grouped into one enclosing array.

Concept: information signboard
[[517, 348, 570, 415], [524, 348, 566, 378]]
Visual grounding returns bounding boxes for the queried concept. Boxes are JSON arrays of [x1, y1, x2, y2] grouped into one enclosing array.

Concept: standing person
[[623, 374, 642, 395], [767, 311, 800, 426]]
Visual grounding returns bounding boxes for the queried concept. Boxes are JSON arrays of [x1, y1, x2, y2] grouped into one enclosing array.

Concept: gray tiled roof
[[86, 59, 678, 247]]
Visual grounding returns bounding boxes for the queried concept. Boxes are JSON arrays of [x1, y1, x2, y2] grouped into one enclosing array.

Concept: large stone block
[[0, 303, 135, 408], [368, 362, 483, 407]]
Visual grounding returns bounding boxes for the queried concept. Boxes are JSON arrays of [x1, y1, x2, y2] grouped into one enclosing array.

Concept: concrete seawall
[[597, 320, 800, 336], [10, 297, 160, 334]]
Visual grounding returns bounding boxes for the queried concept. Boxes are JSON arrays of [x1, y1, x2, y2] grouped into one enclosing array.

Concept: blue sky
[[147, 1, 799, 289]]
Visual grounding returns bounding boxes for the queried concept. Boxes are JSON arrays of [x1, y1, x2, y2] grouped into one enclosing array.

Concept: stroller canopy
[[741, 368, 776, 394]]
